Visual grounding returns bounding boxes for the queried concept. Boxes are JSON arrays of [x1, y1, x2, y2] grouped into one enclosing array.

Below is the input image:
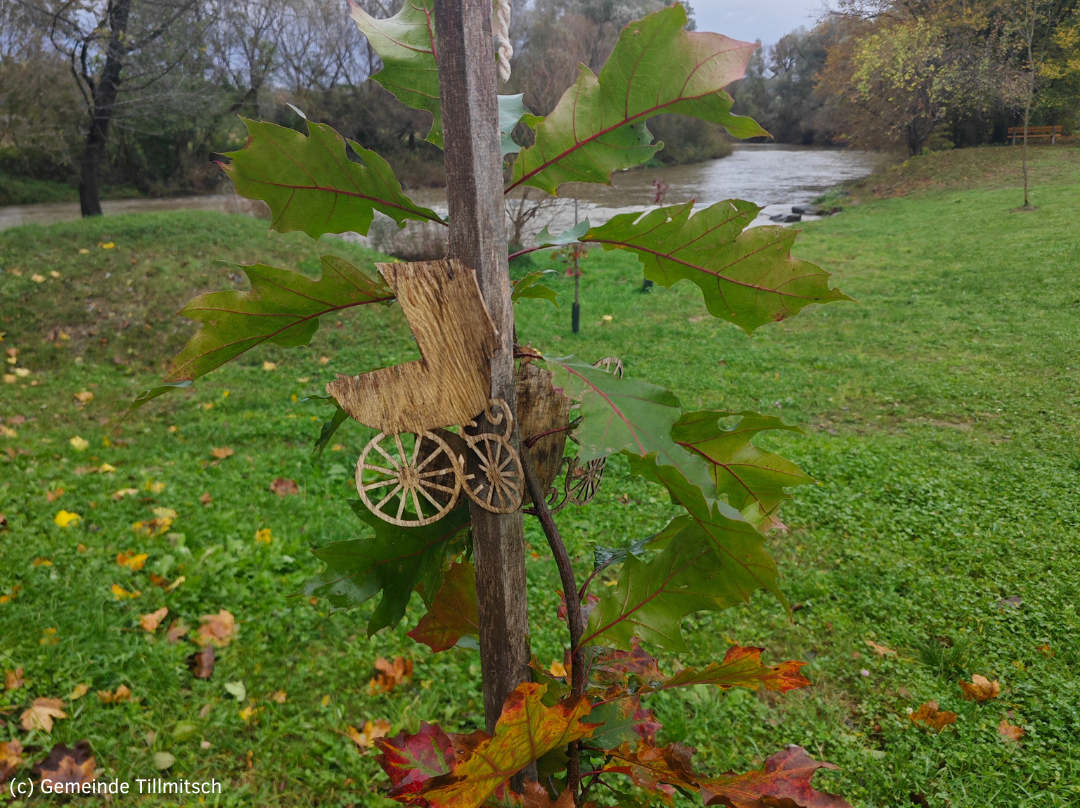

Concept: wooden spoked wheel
[[593, 356, 624, 379], [566, 457, 605, 506], [356, 431, 461, 526], [462, 434, 525, 513]]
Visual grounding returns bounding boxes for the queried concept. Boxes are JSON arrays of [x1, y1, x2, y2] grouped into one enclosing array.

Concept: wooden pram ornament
[[327, 259, 524, 526]]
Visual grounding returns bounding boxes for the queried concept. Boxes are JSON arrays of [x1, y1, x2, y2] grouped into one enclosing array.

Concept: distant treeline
[[733, 0, 1079, 154]]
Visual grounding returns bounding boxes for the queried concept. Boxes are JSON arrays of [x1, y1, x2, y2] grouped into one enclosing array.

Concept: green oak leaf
[[532, 220, 590, 249], [546, 356, 717, 503], [511, 271, 559, 307], [303, 500, 471, 636], [672, 410, 813, 525], [219, 117, 443, 239], [349, 0, 442, 147], [499, 94, 538, 156], [509, 4, 766, 195], [627, 453, 789, 615], [163, 255, 394, 384], [583, 199, 852, 333], [302, 394, 351, 457]]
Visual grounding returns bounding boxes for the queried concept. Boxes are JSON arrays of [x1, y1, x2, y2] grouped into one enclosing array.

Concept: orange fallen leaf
[[139, 607, 168, 632], [0, 738, 25, 782], [21, 697, 67, 732], [211, 447, 234, 460], [270, 477, 299, 497], [909, 700, 957, 732], [959, 674, 1000, 702], [111, 488, 139, 501], [255, 528, 273, 543], [46, 488, 64, 502], [166, 619, 190, 644], [1037, 643, 1054, 658], [270, 690, 287, 704], [97, 684, 132, 704], [346, 718, 391, 751], [67, 683, 89, 701], [73, 391, 94, 405], [368, 657, 414, 696], [196, 610, 237, 647], [865, 639, 896, 657], [117, 551, 148, 571], [199, 492, 212, 505], [35, 741, 96, 790], [32, 557, 52, 567], [5, 667, 24, 691], [998, 718, 1024, 742], [187, 645, 215, 679]]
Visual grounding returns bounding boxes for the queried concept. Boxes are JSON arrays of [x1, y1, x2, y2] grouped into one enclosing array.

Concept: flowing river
[[0, 143, 885, 234]]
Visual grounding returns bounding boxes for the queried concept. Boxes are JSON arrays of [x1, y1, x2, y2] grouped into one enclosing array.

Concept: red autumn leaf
[[417, 683, 598, 808], [697, 746, 851, 808], [602, 741, 697, 796], [375, 721, 456, 800], [647, 645, 811, 695], [270, 477, 299, 496], [521, 781, 574, 808], [587, 638, 665, 690], [408, 562, 479, 653], [34, 741, 97, 791], [187, 645, 215, 679], [0, 739, 24, 783]]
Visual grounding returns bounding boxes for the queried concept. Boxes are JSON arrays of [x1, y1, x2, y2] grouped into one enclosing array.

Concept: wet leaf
[[196, 610, 237, 647], [21, 697, 68, 732], [417, 683, 597, 808], [997, 719, 1024, 742], [347, 718, 392, 752], [97, 684, 132, 705], [4, 667, 23, 691], [909, 700, 957, 732], [35, 742, 96, 790], [959, 674, 1000, 702], [375, 721, 456, 800], [369, 657, 414, 696], [139, 607, 169, 632], [408, 561, 479, 653], [697, 746, 852, 808], [270, 477, 299, 496], [187, 645, 215, 679]]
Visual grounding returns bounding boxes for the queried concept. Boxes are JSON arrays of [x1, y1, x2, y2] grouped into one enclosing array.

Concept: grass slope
[[1, 146, 1078, 807]]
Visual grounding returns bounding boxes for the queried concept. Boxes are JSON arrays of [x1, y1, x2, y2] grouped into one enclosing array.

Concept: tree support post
[[433, 0, 532, 733]]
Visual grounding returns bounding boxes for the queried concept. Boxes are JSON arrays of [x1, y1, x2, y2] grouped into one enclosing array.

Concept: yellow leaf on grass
[[54, 510, 81, 528], [959, 674, 1000, 702], [112, 488, 139, 501], [67, 683, 89, 701], [100, 242, 115, 249], [33, 557, 53, 567], [0, 425, 15, 437], [211, 446, 234, 460], [255, 528, 272, 544], [117, 551, 148, 571], [262, 361, 277, 371], [79, 248, 90, 254], [140, 607, 169, 632], [97, 684, 132, 704], [31, 274, 45, 283], [865, 640, 897, 657], [346, 719, 391, 751], [69, 436, 89, 452], [270, 690, 287, 704], [14, 368, 30, 378], [74, 391, 94, 404], [111, 584, 141, 600], [98, 463, 116, 473], [21, 698, 67, 732]]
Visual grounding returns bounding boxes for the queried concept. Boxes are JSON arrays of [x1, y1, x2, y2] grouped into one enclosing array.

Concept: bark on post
[[432, 0, 532, 732]]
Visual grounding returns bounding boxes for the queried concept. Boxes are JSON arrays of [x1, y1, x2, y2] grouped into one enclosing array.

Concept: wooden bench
[[1009, 125, 1063, 144]]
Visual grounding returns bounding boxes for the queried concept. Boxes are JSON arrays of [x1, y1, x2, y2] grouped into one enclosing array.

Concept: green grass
[[0, 173, 145, 206], [2, 146, 1079, 807]]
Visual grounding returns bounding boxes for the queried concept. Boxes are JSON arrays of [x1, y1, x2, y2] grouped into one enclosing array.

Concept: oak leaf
[[4, 667, 23, 691], [0, 739, 24, 783], [139, 607, 168, 632], [270, 477, 299, 496], [909, 701, 957, 732], [416, 684, 597, 808], [407, 561, 479, 653], [997, 719, 1024, 742], [35, 741, 97, 791], [521, 781, 574, 808], [21, 697, 67, 732], [375, 721, 456, 800], [697, 746, 851, 808], [347, 718, 392, 752], [196, 610, 237, 647], [645, 645, 811, 695], [959, 674, 1000, 702], [369, 657, 414, 696], [97, 684, 132, 704]]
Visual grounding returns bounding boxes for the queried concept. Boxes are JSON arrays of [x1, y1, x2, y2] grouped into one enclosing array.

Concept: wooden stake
[[433, 0, 532, 733]]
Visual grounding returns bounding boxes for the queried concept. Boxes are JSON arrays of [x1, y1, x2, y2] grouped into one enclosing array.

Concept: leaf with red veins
[[557, 590, 599, 625], [602, 741, 698, 797], [521, 781, 575, 808], [586, 638, 665, 691], [697, 746, 851, 808], [417, 683, 598, 808], [587, 695, 661, 749], [408, 561, 479, 653], [645, 645, 810, 695], [375, 722, 456, 801]]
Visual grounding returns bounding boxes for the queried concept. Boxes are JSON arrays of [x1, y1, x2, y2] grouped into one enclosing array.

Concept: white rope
[[493, 0, 513, 82]]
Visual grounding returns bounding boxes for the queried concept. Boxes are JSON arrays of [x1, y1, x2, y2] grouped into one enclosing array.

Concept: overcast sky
[[692, 0, 831, 47]]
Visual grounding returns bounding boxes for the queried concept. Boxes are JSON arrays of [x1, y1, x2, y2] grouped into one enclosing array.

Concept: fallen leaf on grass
[[368, 657, 414, 696], [255, 528, 273, 543], [117, 551, 148, 571], [909, 701, 957, 732], [270, 477, 299, 496], [187, 645, 215, 679], [69, 436, 89, 452], [46, 488, 64, 502], [998, 719, 1024, 742], [139, 607, 169, 632], [270, 690, 287, 704], [347, 719, 392, 751], [262, 361, 277, 371], [67, 683, 89, 701], [5, 667, 24, 691], [54, 510, 81, 528], [97, 684, 132, 704], [0, 739, 24, 783], [21, 697, 67, 732], [166, 619, 190, 643], [210, 447, 234, 460], [35, 741, 96, 789], [199, 492, 212, 505], [959, 674, 1000, 702], [111, 584, 141, 600], [112, 488, 139, 501], [0, 513, 7, 530], [1037, 643, 1054, 658], [74, 391, 94, 405], [865, 639, 896, 657], [224, 681, 246, 701], [154, 751, 175, 770], [32, 557, 52, 567], [196, 610, 237, 647]]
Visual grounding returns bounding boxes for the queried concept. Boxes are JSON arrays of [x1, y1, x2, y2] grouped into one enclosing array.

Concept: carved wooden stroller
[[327, 259, 524, 526]]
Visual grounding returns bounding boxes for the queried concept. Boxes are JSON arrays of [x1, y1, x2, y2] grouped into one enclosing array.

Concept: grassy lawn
[[1, 145, 1078, 807]]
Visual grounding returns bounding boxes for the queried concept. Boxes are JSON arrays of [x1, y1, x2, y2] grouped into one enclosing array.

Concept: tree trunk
[[432, 0, 532, 736], [79, 0, 133, 217]]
